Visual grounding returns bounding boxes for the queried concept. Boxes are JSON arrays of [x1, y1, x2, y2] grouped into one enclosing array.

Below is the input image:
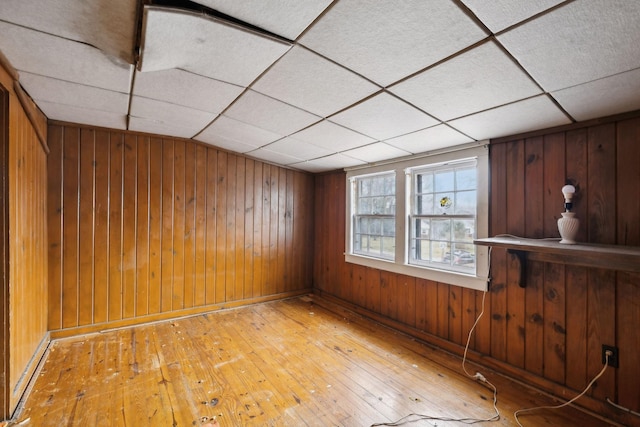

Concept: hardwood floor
[[13, 296, 617, 426]]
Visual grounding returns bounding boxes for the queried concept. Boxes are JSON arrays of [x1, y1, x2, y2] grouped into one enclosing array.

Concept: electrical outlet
[[602, 345, 619, 368]]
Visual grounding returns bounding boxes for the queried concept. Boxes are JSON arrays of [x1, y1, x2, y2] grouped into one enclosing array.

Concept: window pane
[[382, 237, 395, 257], [432, 241, 451, 263], [456, 167, 476, 191], [435, 170, 454, 192], [371, 177, 385, 195], [384, 196, 396, 215], [383, 218, 395, 236], [417, 193, 433, 215], [384, 175, 395, 194], [432, 219, 451, 240], [360, 179, 371, 196], [358, 197, 371, 214], [453, 219, 475, 241], [417, 173, 433, 193], [369, 218, 381, 235], [455, 190, 476, 214]]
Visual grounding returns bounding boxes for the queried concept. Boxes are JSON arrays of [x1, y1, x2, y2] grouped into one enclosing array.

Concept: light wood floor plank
[[14, 296, 618, 426]]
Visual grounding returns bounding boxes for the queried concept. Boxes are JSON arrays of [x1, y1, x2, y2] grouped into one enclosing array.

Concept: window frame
[[345, 143, 489, 291]]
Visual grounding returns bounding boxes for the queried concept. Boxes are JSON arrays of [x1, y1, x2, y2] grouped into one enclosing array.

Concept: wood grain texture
[[47, 124, 314, 334], [312, 111, 640, 425], [5, 77, 48, 414], [15, 297, 612, 427]]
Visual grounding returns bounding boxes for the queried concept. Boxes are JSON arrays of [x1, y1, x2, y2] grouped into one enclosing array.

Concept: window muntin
[[409, 160, 477, 273], [352, 172, 396, 260]]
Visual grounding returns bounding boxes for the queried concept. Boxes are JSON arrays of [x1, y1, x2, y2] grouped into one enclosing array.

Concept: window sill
[[345, 253, 488, 291]]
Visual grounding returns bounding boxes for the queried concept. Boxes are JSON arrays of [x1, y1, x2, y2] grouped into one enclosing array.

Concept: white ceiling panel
[[196, 116, 281, 152], [129, 96, 217, 137], [329, 92, 439, 140], [288, 120, 375, 152], [133, 69, 244, 113], [342, 143, 411, 163], [0, 21, 133, 92], [497, 0, 640, 92], [224, 90, 321, 136], [300, 0, 488, 87], [290, 153, 366, 173], [552, 68, 640, 122], [128, 116, 201, 139], [460, 0, 564, 33], [385, 125, 475, 154], [139, 6, 291, 87], [191, 0, 333, 40], [20, 72, 129, 115], [0, 0, 138, 63], [36, 101, 127, 130], [247, 147, 303, 165], [389, 41, 542, 121], [252, 46, 380, 117], [448, 95, 571, 140], [262, 137, 333, 161]]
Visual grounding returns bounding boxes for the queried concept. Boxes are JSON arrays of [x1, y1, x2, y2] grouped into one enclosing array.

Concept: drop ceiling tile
[[128, 116, 201, 139], [329, 92, 439, 140], [289, 120, 375, 152], [290, 153, 366, 173], [247, 147, 303, 165], [447, 95, 571, 140], [139, 6, 291, 86], [342, 143, 412, 163], [195, 116, 281, 152], [552, 68, 640, 122], [385, 125, 475, 154], [460, 0, 564, 33], [225, 90, 321, 136], [263, 137, 333, 161], [252, 46, 380, 117], [133, 69, 244, 113], [36, 101, 127, 130], [129, 96, 217, 137], [0, 0, 138, 63], [299, 0, 487, 87], [497, 0, 640, 92], [389, 41, 542, 121], [191, 0, 333, 40], [20, 72, 129, 114], [0, 21, 133, 92]]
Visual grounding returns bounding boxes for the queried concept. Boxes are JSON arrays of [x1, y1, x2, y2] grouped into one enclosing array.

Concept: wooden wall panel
[[313, 112, 640, 425], [47, 123, 314, 334], [3, 72, 49, 415]]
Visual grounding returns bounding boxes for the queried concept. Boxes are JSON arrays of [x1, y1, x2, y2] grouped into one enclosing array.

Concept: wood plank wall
[[313, 112, 640, 426], [47, 123, 315, 335], [1, 62, 49, 416]]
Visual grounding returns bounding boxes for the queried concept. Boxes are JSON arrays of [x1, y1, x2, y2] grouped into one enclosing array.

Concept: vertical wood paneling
[[136, 137, 150, 316], [122, 134, 137, 319], [48, 124, 314, 334], [93, 130, 110, 324], [148, 137, 163, 314], [78, 129, 95, 326], [6, 79, 48, 415]]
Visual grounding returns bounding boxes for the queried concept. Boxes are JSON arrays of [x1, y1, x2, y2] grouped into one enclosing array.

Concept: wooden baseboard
[[9, 333, 50, 419], [311, 290, 634, 427], [50, 289, 313, 340]]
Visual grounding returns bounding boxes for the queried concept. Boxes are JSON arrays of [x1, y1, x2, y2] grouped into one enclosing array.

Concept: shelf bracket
[[507, 249, 527, 288]]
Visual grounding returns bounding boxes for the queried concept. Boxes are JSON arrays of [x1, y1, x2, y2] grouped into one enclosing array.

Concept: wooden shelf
[[474, 236, 640, 287]]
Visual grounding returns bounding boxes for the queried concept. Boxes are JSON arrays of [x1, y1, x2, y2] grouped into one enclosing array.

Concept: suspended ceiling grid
[[1, 0, 639, 172]]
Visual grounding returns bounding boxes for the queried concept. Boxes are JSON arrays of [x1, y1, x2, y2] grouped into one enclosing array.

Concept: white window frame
[[345, 142, 489, 291]]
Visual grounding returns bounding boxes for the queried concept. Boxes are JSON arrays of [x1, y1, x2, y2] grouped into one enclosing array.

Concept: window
[[351, 172, 396, 260], [345, 143, 489, 291], [409, 159, 477, 274]]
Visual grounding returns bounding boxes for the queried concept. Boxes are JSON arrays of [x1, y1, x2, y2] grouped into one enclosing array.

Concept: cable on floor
[[513, 353, 611, 426], [370, 248, 500, 426]]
